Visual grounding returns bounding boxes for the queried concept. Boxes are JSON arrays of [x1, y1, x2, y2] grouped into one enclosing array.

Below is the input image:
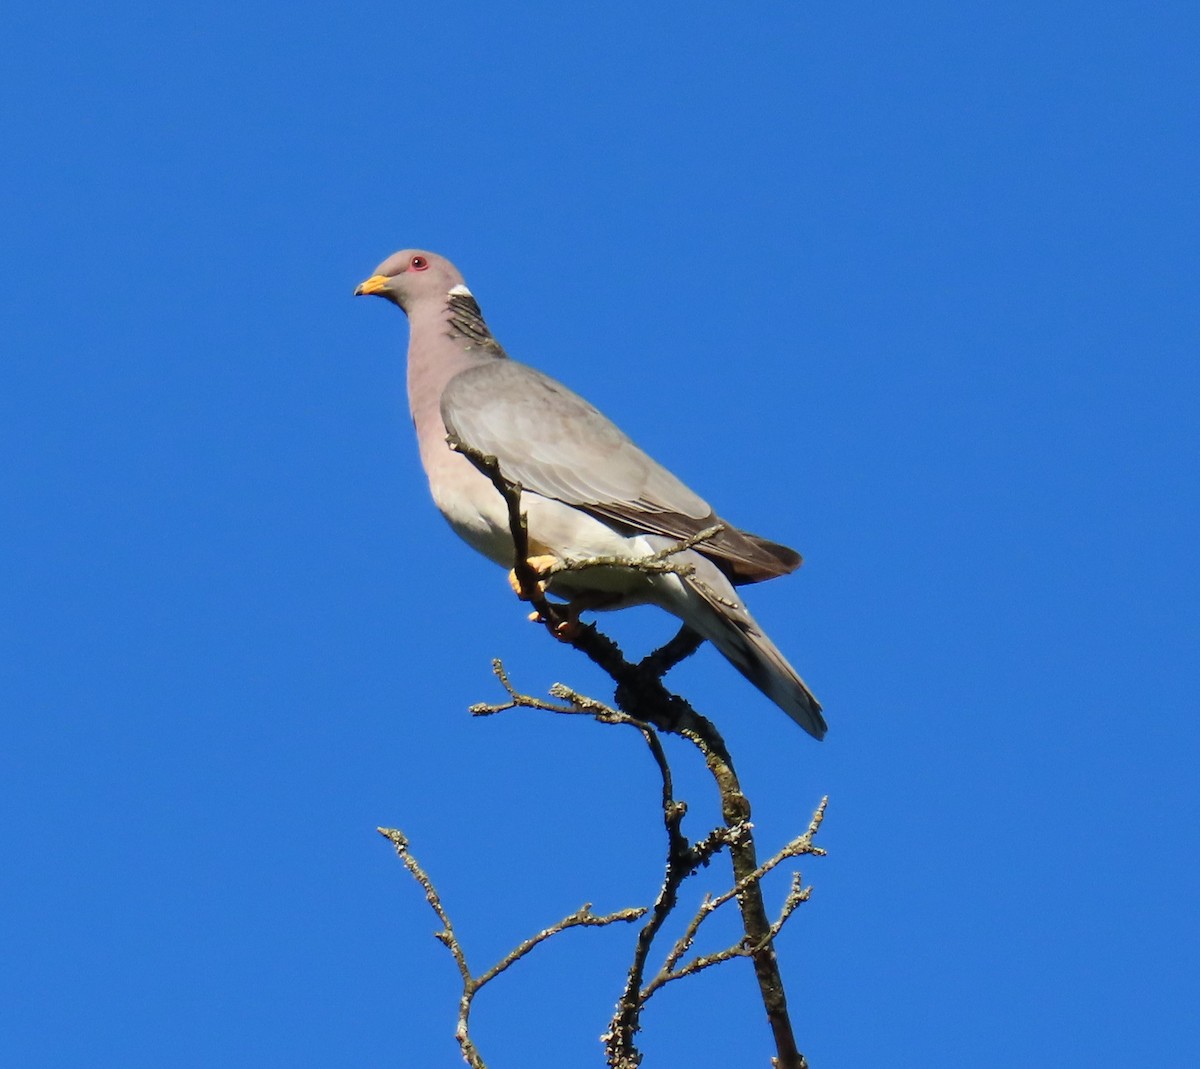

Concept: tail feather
[[706, 613, 826, 740], [654, 548, 826, 739]]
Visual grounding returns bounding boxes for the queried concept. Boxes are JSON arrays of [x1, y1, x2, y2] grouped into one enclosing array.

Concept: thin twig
[[643, 797, 828, 1000], [535, 522, 726, 583], [378, 826, 643, 1069], [476, 903, 647, 989]]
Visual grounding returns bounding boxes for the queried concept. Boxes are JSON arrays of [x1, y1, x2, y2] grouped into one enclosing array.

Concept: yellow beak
[[354, 274, 390, 296]]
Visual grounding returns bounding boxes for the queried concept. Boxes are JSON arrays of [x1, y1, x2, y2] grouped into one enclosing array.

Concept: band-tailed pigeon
[[355, 250, 826, 738]]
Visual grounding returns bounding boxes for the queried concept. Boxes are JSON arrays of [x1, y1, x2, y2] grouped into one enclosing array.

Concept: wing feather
[[441, 361, 800, 583]]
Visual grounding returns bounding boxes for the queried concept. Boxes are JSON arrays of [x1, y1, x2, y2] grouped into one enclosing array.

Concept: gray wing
[[440, 360, 800, 583]]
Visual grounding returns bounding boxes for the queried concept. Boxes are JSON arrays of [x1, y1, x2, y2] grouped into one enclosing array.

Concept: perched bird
[[355, 250, 826, 739]]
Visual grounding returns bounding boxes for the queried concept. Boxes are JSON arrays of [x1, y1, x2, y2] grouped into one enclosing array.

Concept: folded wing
[[440, 360, 801, 584]]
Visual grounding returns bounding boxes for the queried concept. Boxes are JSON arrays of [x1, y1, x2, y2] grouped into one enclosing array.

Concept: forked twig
[[377, 827, 644, 1069]]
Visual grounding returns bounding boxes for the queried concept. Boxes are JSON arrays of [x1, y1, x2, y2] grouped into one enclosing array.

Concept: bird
[[354, 250, 826, 739]]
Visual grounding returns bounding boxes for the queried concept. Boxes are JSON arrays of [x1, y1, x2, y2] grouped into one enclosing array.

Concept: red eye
[[410, 256, 428, 271]]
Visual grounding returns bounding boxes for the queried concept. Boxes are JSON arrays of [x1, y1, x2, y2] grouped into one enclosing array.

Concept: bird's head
[[354, 250, 467, 313]]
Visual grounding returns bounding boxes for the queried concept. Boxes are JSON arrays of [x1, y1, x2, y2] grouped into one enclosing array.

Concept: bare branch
[[476, 903, 647, 990], [643, 797, 829, 1001], [376, 828, 471, 988], [468, 658, 582, 718], [467, 666, 828, 1069], [378, 826, 643, 1069]]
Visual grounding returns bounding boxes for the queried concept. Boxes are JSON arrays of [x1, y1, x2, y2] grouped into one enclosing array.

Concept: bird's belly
[[432, 479, 659, 599], [431, 482, 516, 569]]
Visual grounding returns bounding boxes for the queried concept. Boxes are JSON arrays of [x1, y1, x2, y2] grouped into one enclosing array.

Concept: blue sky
[[3, 2, 1198, 1066]]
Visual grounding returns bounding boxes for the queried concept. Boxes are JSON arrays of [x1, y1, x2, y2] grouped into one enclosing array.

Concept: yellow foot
[[508, 554, 561, 599]]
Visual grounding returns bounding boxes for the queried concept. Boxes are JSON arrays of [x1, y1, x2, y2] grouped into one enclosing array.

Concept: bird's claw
[[525, 606, 582, 639], [551, 614, 583, 639]]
